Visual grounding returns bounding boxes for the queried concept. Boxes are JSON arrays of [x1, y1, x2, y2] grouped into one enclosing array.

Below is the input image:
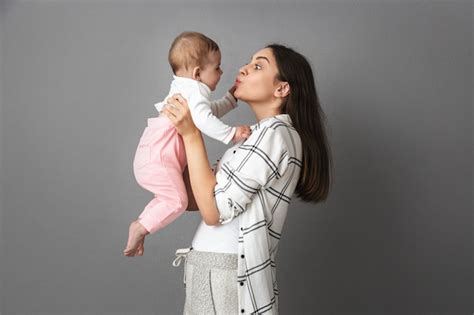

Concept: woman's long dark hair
[[267, 44, 333, 203]]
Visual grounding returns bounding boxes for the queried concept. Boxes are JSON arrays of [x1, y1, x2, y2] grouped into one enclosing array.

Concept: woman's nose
[[239, 65, 247, 75]]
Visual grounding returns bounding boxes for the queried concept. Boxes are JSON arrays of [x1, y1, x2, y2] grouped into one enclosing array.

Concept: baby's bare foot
[[136, 239, 145, 256], [123, 220, 149, 257]]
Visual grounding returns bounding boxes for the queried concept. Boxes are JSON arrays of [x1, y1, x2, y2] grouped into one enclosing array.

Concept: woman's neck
[[250, 102, 282, 123]]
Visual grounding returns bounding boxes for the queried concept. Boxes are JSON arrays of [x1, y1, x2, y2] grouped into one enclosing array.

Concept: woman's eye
[[254, 64, 262, 70]]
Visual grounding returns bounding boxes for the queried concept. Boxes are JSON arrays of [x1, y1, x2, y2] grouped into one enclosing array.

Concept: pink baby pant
[[133, 115, 188, 234]]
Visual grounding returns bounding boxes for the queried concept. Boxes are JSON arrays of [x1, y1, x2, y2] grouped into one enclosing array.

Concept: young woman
[[135, 44, 332, 314]]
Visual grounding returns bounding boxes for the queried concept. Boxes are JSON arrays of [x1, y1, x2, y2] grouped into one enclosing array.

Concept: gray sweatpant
[[172, 247, 239, 315]]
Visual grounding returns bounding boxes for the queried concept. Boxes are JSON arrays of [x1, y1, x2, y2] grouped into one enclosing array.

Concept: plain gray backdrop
[[0, 0, 472, 314]]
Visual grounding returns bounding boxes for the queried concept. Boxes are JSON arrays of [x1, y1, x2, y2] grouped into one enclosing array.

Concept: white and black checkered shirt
[[214, 113, 303, 314]]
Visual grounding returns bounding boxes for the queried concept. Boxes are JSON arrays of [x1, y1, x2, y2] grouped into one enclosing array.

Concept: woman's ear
[[274, 82, 290, 98], [192, 67, 201, 81]]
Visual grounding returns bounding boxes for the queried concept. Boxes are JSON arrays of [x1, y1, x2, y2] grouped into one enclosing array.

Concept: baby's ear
[[192, 67, 201, 80]]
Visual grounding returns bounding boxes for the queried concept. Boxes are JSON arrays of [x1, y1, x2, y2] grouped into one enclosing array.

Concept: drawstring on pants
[[172, 247, 193, 285]]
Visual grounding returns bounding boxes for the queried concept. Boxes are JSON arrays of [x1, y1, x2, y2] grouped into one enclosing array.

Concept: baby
[[123, 31, 250, 256]]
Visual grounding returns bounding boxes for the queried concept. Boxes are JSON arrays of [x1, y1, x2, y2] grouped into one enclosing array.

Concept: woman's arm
[[183, 165, 198, 211], [181, 130, 220, 224], [161, 94, 221, 225]]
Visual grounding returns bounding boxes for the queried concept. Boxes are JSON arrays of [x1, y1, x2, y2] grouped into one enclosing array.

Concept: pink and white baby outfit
[[133, 75, 238, 234]]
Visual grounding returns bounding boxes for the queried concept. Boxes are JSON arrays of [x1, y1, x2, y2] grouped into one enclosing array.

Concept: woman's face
[[234, 48, 281, 103]]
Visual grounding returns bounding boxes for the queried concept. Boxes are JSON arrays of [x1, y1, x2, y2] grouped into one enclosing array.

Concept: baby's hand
[[232, 125, 251, 144], [228, 85, 237, 100]]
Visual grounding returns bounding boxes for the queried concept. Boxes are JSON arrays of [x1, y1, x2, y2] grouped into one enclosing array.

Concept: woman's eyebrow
[[249, 56, 270, 64], [256, 56, 270, 64]]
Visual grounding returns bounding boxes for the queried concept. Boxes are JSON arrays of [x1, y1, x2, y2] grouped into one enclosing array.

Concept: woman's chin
[[234, 90, 244, 101]]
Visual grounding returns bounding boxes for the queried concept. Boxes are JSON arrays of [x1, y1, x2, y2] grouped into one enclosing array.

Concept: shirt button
[[240, 227, 243, 231], [233, 150, 236, 154], [240, 254, 245, 258], [241, 309, 245, 313], [240, 281, 244, 286]]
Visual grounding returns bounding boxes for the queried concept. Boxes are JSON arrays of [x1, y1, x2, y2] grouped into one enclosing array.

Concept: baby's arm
[[189, 94, 237, 145], [209, 87, 238, 118]]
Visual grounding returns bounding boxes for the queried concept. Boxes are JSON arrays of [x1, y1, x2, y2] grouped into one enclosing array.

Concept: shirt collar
[[171, 74, 211, 98], [251, 114, 292, 131]]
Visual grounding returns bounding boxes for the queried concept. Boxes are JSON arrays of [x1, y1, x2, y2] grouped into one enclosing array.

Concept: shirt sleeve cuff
[[222, 126, 237, 145], [217, 197, 245, 224], [214, 164, 254, 224], [154, 101, 165, 113]]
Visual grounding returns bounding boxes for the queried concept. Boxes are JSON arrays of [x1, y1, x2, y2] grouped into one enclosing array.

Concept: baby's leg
[[126, 119, 188, 256], [137, 166, 189, 234], [136, 122, 189, 234], [125, 166, 188, 256]]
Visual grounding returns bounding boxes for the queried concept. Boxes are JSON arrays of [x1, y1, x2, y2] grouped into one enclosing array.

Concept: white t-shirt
[[191, 139, 242, 253], [154, 75, 238, 144]]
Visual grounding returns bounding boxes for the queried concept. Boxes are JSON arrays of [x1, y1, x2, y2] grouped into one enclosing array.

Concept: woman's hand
[[160, 93, 199, 138]]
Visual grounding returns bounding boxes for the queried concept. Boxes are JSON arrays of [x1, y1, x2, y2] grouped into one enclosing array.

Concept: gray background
[[0, 0, 472, 314]]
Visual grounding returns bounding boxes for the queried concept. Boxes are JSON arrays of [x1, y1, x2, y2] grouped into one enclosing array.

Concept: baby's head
[[168, 31, 223, 91]]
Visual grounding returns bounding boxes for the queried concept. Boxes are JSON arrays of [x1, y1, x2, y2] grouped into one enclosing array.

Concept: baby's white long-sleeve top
[[154, 75, 238, 144]]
